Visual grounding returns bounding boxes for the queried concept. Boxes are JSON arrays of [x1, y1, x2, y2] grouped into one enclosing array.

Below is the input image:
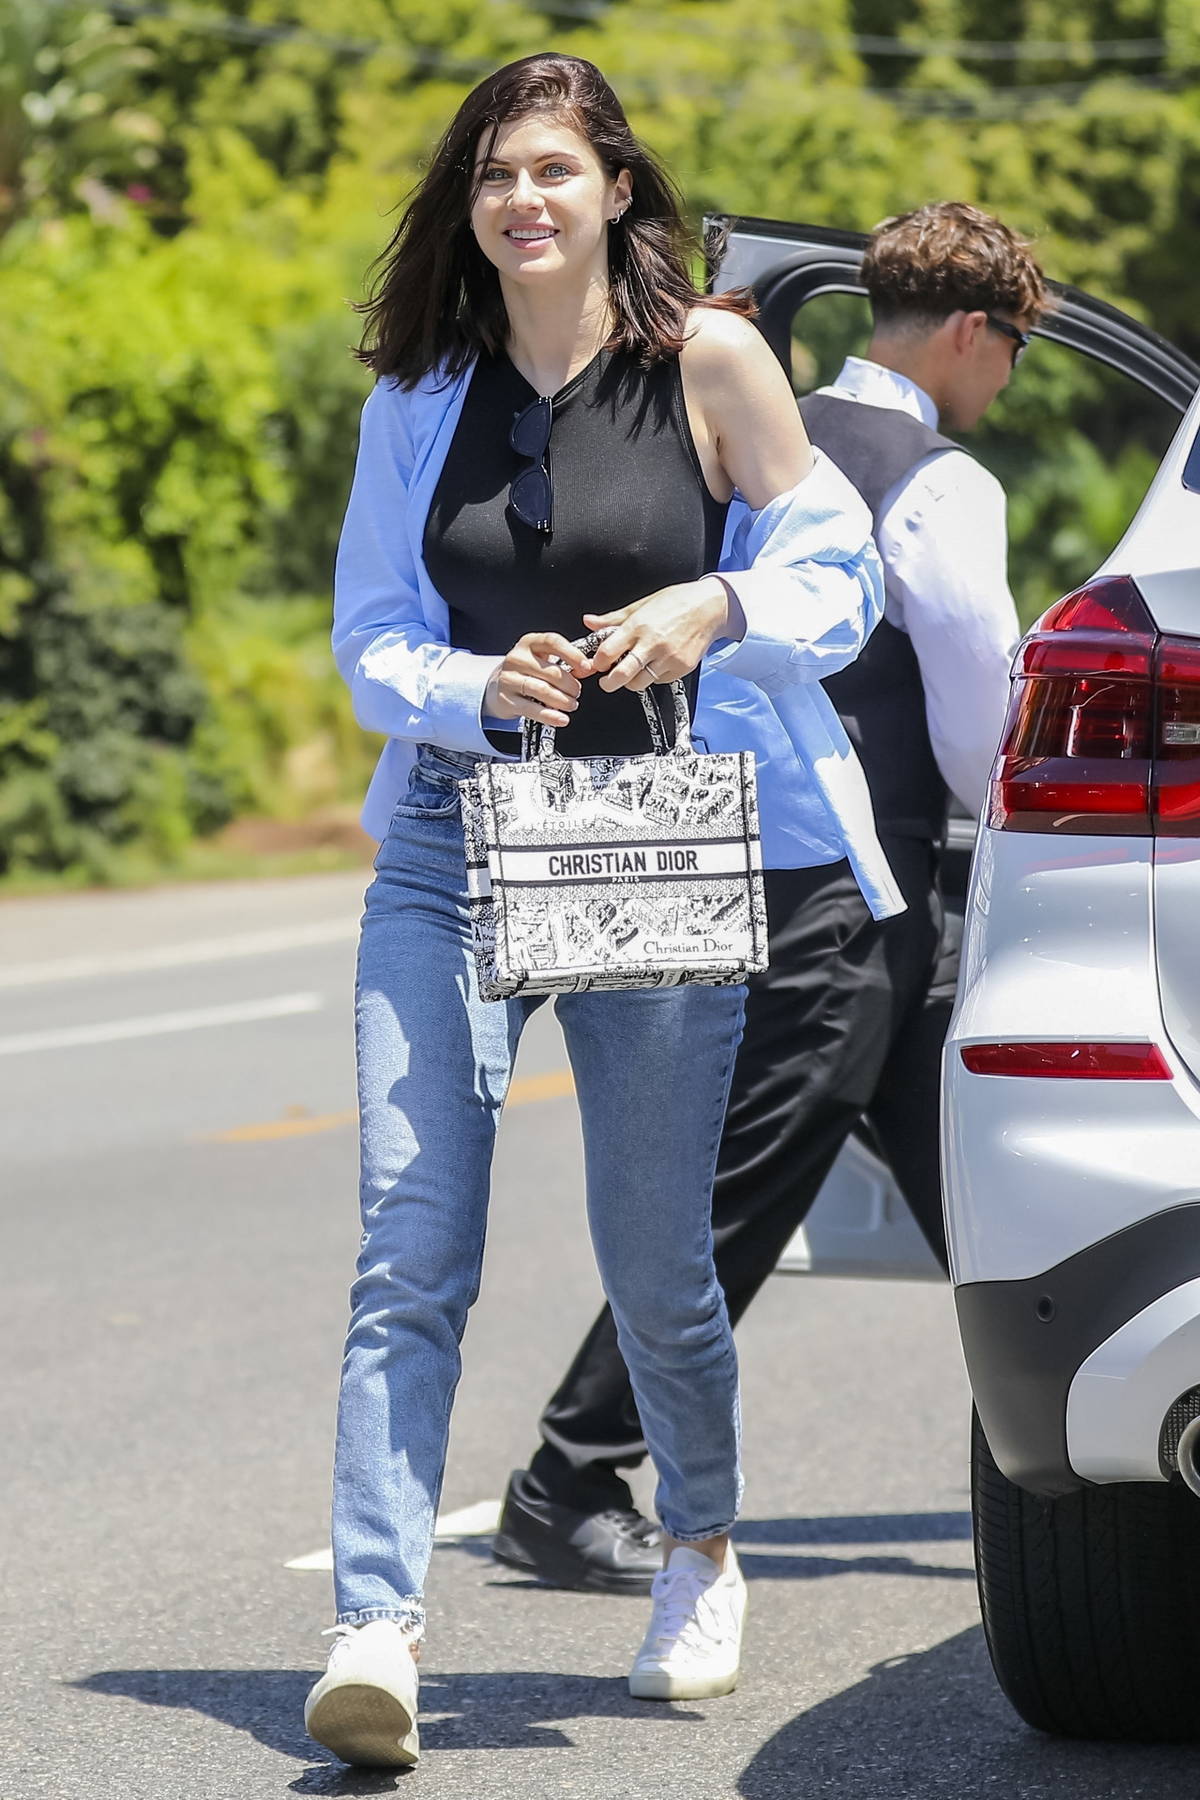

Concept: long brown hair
[[355, 52, 752, 388]]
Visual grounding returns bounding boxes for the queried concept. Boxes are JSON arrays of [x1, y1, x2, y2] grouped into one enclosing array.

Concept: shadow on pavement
[[735, 1550, 975, 1582], [289, 1764, 409, 1796], [416, 1670, 702, 1745], [461, 1511, 974, 1560], [485, 1552, 975, 1592], [75, 1665, 699, 1784], [75, 1668, 316, 1761], [734, 1512, 972, 1545], [738, 1625, 1200, 1800], [482, 1511, 977, 1591], [76, 1666, 412, 1794]]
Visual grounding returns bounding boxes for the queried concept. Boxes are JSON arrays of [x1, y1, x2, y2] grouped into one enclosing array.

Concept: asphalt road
[[3, 869, 1199, 1798]]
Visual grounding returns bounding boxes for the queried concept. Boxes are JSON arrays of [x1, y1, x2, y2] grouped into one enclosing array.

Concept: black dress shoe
[[493, 1469, 662, 1595]]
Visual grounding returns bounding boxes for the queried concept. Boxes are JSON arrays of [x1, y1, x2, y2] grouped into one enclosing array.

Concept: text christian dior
[[546, 849, 701, 877]]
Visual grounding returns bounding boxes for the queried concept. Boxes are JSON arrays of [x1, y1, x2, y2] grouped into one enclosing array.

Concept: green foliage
[[1, 0, 1197, 878], [0, 140, 375, 880], [973, 345, 1177, 624]]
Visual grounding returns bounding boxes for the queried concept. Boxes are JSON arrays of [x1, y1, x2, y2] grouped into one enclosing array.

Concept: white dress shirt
[[817, 356, 1020, 818]]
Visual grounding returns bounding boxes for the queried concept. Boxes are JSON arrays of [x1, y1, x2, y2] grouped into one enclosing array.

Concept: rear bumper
[[956, 1205, 1200, 1496]]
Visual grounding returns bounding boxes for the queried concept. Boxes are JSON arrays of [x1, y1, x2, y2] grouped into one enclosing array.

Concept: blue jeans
[[332, 744, 746, 1629]]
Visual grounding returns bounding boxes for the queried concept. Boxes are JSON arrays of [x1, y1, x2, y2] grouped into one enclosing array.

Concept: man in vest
[[493, 202, 1050, 1593]]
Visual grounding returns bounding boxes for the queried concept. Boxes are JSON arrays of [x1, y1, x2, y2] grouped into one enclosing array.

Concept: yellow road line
[[212, 1107, 357, 1143], [505, 1068, 577, 1106], [206, 1066, 576, 1143]]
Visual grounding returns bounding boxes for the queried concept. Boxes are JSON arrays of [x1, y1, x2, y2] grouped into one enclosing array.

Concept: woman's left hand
[[585, 577, 733, 693]]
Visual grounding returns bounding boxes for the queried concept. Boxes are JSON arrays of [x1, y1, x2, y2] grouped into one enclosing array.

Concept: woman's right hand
[[484, 631, 593, 728]]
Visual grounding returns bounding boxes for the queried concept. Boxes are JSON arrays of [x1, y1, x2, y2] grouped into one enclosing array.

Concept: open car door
[[706, 215, 1200, 1282]]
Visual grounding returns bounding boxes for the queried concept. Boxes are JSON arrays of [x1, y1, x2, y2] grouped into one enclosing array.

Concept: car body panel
[[944, 826, 1200, 1286], [945, 1053, 1200, 1289], [1155, 845, 1200, 1088], [957, 1204, 1200, 1493], [1098, 393, 1200, 1098], [1094, 385, 1200, 628], [951, 830, 1158, 1048], [1066, 1278, 1200, 1483], [936, 326, 1200, 1484]]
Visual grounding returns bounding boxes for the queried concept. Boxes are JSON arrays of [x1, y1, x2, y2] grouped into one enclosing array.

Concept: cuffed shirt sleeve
[[707, 450, 885, 694], [331, 380, 502, 752]]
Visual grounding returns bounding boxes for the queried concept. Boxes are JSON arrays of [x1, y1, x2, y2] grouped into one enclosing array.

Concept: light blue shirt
[[332, 365, 905, 920]]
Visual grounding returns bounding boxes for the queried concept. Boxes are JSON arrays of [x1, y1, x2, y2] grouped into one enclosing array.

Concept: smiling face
[[469, 112, 631, 293]]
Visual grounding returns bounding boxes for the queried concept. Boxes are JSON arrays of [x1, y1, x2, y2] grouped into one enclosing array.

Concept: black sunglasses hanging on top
[[508, 394, 553, 535]]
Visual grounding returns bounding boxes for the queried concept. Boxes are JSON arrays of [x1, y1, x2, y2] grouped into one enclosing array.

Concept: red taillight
[[961, 1041, 1171, 1079], [988, 576, 1200, 836], [1155, 636, 1200, 834], [989, 578, 1154, 834]]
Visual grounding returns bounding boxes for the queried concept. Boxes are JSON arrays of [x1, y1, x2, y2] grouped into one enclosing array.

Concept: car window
[[1183, 427, 1200, 494], [789, 292, 872, 395], [787, 291, 1181, 630]]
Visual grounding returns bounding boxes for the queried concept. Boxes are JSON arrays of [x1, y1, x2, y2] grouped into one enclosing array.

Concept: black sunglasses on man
[[985, 315, 1030, 366]]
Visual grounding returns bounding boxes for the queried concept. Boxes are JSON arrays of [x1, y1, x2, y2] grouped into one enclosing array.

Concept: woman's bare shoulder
[[681, 304, 810, 499], [682, 303, 764, 356], [681, 305, 779, 389]]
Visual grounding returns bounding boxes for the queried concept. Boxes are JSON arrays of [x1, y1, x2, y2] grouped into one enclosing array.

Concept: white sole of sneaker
[[628, 1664, 739, 1701], [305, 1682, 419, 1767]]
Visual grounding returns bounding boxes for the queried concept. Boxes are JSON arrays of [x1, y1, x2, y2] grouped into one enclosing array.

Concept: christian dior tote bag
[[458, 649, 768, 1001]]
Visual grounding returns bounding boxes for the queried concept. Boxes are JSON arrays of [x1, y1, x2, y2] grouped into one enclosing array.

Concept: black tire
[[972, 1407, 1200, 1740]]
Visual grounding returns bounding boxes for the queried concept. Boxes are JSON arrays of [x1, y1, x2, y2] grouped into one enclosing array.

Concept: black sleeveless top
[[424, 347, 729, 757]]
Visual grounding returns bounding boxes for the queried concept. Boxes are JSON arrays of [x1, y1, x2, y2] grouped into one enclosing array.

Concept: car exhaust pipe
[[1175, 1416, 1200, 1499]]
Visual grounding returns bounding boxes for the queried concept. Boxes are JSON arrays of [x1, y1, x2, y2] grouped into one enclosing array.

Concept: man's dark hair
[[863, 201, 1050, 332]]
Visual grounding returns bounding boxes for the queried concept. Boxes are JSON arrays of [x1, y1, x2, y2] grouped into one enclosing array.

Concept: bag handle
[[521, 630, 692, 762]]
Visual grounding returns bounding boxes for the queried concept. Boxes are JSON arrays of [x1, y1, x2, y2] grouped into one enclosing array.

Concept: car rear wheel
[[972, 1407, 1200, 1740]]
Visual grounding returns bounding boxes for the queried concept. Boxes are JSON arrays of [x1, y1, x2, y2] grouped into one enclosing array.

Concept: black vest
[[800, 392, 961, 840]]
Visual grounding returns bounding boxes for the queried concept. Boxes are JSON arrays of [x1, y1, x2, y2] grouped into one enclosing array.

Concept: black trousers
[[527, 836, 957, 1511]]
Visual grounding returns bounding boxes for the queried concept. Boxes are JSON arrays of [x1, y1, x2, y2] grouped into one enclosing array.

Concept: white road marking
[[284, 1547, 333, 1572], [284, 1498, 503, 1570], [0, 991, 324, 1057], [0, 918, 358, 990], [433, 1498, 503, 1538]]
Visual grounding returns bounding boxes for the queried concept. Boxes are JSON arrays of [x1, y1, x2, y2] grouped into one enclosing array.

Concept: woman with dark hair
[[305, 52, 899, 1769]]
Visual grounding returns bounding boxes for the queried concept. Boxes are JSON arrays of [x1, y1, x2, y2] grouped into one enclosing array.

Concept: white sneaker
[[628, 1544, 747, 1700], [304, 1619, 421, 1767]]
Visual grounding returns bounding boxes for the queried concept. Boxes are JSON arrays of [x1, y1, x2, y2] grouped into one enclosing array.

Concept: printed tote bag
[[459, 644, 768, 1000]]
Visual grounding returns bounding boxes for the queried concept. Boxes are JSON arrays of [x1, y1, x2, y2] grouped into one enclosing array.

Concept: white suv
[[943, 380, 1200, 1742], [714, 216, 1200, 1741]]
